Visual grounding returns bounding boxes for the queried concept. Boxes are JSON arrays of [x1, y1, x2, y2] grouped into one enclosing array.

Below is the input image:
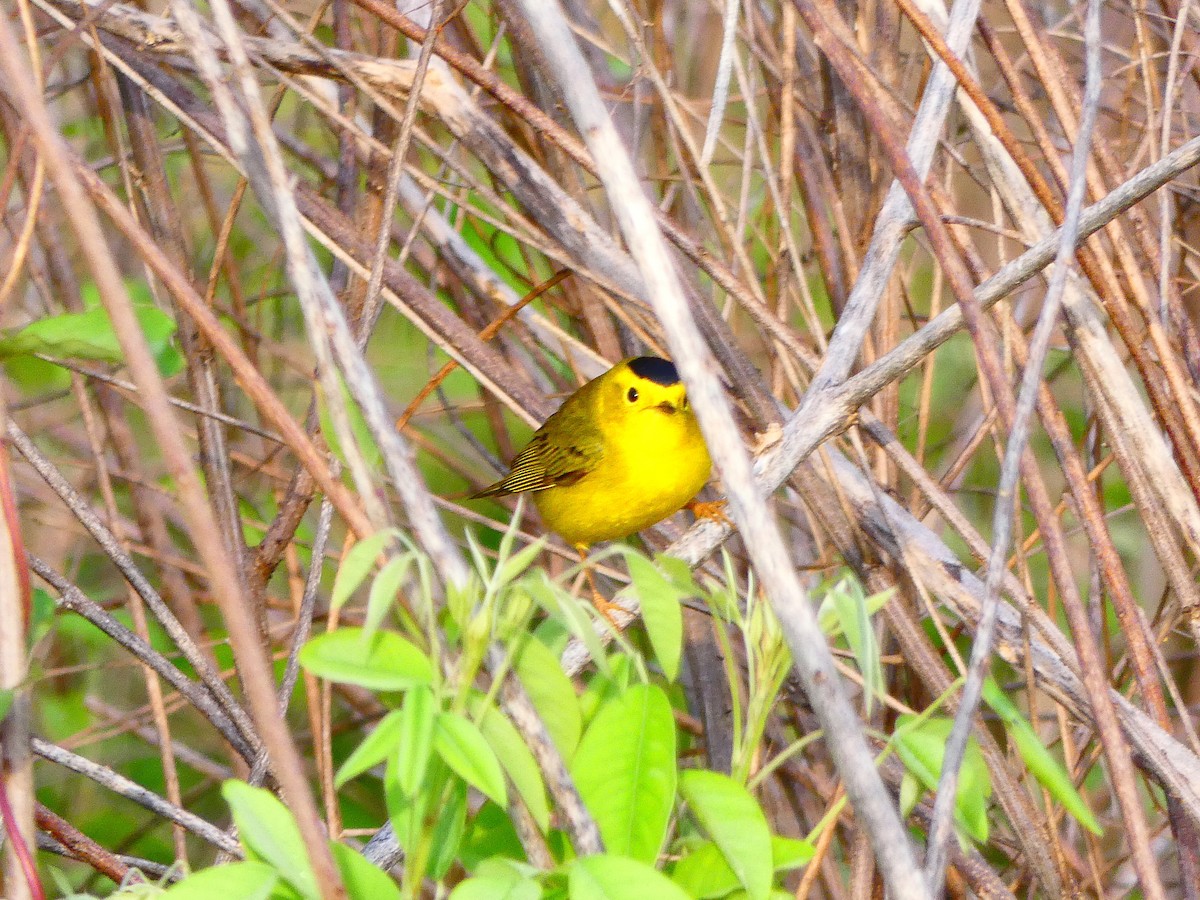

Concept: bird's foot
[[686, 499, 732, 528], [589, 589, 625, 628], [576, 543, 624, 629]]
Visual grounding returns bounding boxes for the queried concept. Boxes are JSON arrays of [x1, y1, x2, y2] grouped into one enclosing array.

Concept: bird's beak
[[655, 400, 678, 415]]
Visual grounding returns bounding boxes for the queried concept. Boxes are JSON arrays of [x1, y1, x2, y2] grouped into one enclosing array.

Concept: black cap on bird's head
[[628, 356, 679, 386]]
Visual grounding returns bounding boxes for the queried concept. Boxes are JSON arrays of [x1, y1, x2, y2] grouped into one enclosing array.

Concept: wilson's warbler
[[473, 356, 721, 615]]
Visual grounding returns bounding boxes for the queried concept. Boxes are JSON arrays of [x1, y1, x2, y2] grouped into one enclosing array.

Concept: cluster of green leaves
[[113, 530, 1100, 899], [154, 519, 818, 899], [817, 578, 1101, 851]]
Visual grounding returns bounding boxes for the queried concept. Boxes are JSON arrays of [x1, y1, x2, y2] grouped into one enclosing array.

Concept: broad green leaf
[[330, 842, 401, 900], [679, 771, 772, 900], [982, 679, 1102, 835], [429, 777, 470, 883], [515, 636, 582, 760], [523, 571, 609, 676], [451, 865, 542, 900], [459, 802, 525, 871], [495, 495, 525, 566], [671, 841, 740, 898], [571, 683, 676, 863], [0, 689, 12, 723], [625, 552, 684, 682], [435, 711, 509, 807], [222, 781, 317, 899], [656, 554, 702, 598], [823, 578, 882, 713], [394, 686, 437, 797], [816, 582, 893, 637], [364, 554, 413, 641], [29, 587, 56, 647], [1007, 721, 1102, 836], [771, 835, 815, 870], [899, 771, 920, 820], [895, 715, 992, 844], [383, 755, 466, 881], [384, 755, 428, 853], [569, 855, 691, 900], [335, 709, 404, 789], [472, 697, 552, 832], [473, 857, 541, 881], [0, 303, 180, 375], [451, 877, 542, 900], [300, 628, 432, 691], [673, 832, 813, 895], [3, 355, 70, 393], [161, 861, 279, 899], [498, 536, 548, 586], [578, 655, 632, 728], [428, 778, 469, 880], [331, 530, 399, 612]]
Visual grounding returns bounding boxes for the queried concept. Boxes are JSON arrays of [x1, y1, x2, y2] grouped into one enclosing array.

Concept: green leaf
[[451, 860, 543, 900], [515, 636, 582, 760], [331, 530, 399, 612], [394, 686, 437, 797], [0, 689, 12, 723], [3, 355, 69, 392], [816, 581, 893, 637], [578, 655, 632, 728], [451, 877, 542, 900], [384, 755, 429, 853], [299, 628, 432, 691], [459, 803, 525, 871], [655, 554, 702, 598], [0, 303, 180, 376], [679, 770, 772, 900], [899, 770, 920, 820], [335, 709, 404, 789], [161, 861, 279, 899], [894, 715, 992, 844], [569, 855, 691, 900], [222, 781, 317, 899], [821, 578, 882, 713], [625, 552, 684, 682], [364, 554, 413, 641], [428, 777, 469, 880], [29, 587, 55, 647], [671, 841, 740, 898], [330, 842, 401, 900], [435, 711, 509, 807], [771, 835, 814, 871], [982, 679, 1102, 836], [571, 683, 676, 863], [472, 696, 552, 832], [498, 537, 548, 586], [523, 571, 609, 676]]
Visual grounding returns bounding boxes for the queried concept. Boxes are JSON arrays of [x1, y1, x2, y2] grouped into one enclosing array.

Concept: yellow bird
[[473, 356, 721, 616]]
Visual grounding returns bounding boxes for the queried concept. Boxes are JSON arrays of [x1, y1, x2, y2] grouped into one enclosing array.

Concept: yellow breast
[[534, 403, 711, 546]]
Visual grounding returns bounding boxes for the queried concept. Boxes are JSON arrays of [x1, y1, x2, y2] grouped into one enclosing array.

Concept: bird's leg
[[686, 498, 732, 527], [575, 543, 621, 627]]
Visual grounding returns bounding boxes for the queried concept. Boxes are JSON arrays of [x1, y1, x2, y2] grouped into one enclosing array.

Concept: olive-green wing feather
[[472, 412, 604, 498]]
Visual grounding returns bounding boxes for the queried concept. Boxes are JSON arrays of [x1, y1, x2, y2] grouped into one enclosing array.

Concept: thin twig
[[924, 0, 1106, 885]]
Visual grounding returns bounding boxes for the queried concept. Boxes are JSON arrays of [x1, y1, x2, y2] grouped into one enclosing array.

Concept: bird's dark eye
[[627, 387, 639, 403]]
